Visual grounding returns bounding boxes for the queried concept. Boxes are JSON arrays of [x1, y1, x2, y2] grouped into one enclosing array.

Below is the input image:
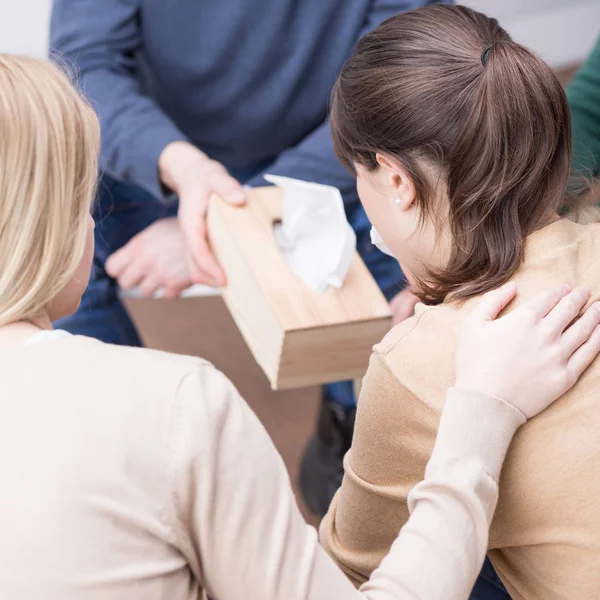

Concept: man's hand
[[106, 217, 192, 299], [159, 141, 246, 287], [389, 287, 420, 326]]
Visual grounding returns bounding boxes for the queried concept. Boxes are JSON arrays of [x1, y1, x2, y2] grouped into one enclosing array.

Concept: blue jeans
[[470, 557, 511, 600], [56, 173, 405, 408]]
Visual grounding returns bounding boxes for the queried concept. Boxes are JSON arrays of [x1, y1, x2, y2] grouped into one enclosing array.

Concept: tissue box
[[208, 186, 392, 390]]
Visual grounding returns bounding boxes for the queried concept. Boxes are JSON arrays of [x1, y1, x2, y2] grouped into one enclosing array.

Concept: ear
[[376, 153, 417, 211]]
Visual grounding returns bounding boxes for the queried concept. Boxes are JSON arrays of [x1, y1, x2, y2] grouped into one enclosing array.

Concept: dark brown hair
[[331, 4, 581, 304]]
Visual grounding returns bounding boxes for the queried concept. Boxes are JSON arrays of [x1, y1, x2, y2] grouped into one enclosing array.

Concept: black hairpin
[[481, 45, 493, 67]]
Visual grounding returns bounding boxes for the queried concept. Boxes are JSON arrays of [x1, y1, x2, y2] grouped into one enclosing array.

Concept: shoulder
[[375, 300, 469, 363], [67, 334, 210, 377], [367, 299, 474, 410], [56, 335, 228, 411], [375, 301, 467, 357], [74, 337, 247, 433]]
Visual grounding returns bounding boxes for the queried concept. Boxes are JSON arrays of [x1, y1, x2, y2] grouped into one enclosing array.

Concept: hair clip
[[481, 45, 493, 67]]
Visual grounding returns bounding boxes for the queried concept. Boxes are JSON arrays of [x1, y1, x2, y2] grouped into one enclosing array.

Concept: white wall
[[0, 0, 51, 57], [0, 0, 599, 67], [463, 0, 600, 68]]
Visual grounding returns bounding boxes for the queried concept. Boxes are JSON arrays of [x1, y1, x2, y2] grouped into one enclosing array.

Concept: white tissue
[[264, 174, 356, 292]]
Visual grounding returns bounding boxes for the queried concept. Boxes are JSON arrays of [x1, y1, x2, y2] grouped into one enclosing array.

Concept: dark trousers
[[470, 557, 511, 599]]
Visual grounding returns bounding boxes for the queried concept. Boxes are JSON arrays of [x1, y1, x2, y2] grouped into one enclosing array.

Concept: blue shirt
[[50, 0, 444, 207]]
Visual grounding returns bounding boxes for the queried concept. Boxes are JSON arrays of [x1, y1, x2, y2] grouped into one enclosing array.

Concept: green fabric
[[568, 36, 600, 178]]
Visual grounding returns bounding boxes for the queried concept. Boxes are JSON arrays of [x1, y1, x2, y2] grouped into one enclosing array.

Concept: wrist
[[454, 375, 498, 400], [159, 141, 207, 195], [432, 388, 526, 481]]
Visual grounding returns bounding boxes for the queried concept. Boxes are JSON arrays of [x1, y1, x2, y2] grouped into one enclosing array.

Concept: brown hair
[[331, 4, 582, 304]]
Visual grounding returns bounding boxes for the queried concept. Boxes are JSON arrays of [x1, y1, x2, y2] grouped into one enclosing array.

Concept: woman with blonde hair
[[0, 53, 598, 600]]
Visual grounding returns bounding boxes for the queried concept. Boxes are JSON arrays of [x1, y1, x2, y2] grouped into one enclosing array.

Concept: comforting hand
[[105, 217, 192, 299], [390, 288, 420, 326], [159, 141, 246, 288], [455, 282, 600, 418]]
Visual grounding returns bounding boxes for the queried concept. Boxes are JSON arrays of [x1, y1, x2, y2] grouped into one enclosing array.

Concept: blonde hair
[[0, 54, 100, 325]]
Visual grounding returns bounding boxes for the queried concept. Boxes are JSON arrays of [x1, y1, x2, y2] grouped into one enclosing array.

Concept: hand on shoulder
[[455, 282, 600, 418]]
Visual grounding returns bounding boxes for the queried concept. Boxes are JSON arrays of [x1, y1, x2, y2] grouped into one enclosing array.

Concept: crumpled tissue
[[264, 174, 356, 292]]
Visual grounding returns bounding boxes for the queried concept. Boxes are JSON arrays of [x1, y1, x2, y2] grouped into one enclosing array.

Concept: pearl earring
[[395, 197, 401, 205]]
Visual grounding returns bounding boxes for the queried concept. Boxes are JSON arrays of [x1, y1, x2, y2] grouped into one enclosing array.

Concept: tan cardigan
[[321, 219, 600, 600], [0, 332, 524, 599]]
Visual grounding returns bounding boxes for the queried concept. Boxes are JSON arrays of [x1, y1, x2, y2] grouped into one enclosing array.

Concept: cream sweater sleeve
[[168, 364, 524, 600]]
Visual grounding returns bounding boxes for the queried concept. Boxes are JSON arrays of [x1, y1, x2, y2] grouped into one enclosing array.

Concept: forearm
[[360, 389, 525, 600], [89, 69, 186, 199], [316, 387, 524, 600], [178, 365, 524, 600], [50, 0, 187, 199]]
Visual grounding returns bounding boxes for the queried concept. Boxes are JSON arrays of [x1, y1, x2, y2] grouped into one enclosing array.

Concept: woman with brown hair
[[320, 5, 600, 600]]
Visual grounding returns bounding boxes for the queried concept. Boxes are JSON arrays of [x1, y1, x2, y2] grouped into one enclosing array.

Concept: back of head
[[0, 55, 99, 325], [332, 5, 576, 303]]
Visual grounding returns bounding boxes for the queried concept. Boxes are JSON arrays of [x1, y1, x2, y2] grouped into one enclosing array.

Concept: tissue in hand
[[264, 174, 356, 292]]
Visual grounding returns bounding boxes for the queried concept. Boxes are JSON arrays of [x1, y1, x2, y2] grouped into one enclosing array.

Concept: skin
[[355, 155, 450, 285], [106, 141, 246, 298], [457, 282, 600, 418]]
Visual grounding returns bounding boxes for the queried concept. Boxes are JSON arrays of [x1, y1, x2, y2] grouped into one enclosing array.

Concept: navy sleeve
[[246, 0, 451, 207], [50, 0, 186, 200]]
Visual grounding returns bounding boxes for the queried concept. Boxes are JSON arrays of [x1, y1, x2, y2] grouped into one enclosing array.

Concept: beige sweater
[[0, 332, 524, 599], [321, 219, 600, 600]]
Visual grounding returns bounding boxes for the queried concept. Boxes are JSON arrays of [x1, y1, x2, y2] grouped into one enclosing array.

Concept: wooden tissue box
[[207, 186, 392, 390]]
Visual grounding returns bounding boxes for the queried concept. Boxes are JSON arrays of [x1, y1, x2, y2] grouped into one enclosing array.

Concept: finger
[[163, 279, 190, 300], [470, 281, 518, 322], [138, 273, 162, 298], [520, 284, 572, 320], [191, 261, 224, 288], [184, 245, 221, 288], [116, 261, 147, 290], [208, 169, 246, 206], [188, 222, 226, 287], [567, 324, 600, 384], [561, 301, 600, 356], [105, 245, 133, 279], [543, 286, 590, 332]]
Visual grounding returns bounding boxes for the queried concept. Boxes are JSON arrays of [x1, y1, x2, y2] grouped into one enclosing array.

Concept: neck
[[0, 312, 53, 347], [542, 211, 561, 228]]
